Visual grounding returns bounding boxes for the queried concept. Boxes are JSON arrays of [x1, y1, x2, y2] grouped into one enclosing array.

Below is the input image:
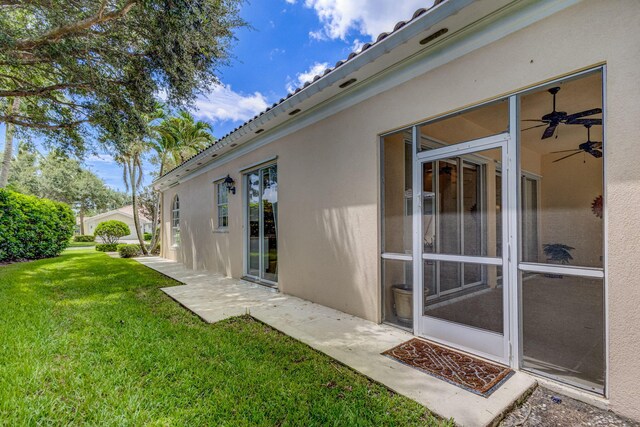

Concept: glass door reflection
[[245, 164, 278, 285]]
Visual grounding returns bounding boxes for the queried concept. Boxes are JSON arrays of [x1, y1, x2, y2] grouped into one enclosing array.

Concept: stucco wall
[[161, 1, 640, 420], [85, 212, 148, 240]]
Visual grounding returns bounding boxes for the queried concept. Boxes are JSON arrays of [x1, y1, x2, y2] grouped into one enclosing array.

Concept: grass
[[68, 241, 96, 247], [0, 250, 448, 426]]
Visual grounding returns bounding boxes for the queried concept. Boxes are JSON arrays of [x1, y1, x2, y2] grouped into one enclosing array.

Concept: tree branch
[[12, 0, 138, 50], [0, 82, 95, 97], [0, 0, 22, 6], [0, 114, 88, 129]]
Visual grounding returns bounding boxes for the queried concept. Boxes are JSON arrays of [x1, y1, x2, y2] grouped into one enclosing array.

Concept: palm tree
[[151, 111, 215, 174], [117, 139, 149, 255], [147, 111, 215, 252], [115, 105, 165, 255]]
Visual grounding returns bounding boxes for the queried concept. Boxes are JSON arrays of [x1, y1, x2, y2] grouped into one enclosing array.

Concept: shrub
[[0, 189, 75, 261], [143, 232, 152, 241], [96, 243, 119, 252], [73, 235, 95, 242], [94, 220, 130, 244], [117, 244, 141, 258]]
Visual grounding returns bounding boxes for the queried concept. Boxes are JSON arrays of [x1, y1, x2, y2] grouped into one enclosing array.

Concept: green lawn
[[0, 250, 448, 426], [68, 241, 96, 247]]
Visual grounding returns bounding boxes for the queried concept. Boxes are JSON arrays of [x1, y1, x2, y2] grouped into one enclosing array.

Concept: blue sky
[[4, 0, 435, 191]]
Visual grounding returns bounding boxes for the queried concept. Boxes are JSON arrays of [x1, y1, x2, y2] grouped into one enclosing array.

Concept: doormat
[[382, 338, 513, 397]]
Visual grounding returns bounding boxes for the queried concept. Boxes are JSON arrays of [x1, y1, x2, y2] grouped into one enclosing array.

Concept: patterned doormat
[[382, 338, 513, 397]]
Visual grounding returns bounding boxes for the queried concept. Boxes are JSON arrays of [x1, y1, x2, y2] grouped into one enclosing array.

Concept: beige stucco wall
[[161, 1, 640, 420]]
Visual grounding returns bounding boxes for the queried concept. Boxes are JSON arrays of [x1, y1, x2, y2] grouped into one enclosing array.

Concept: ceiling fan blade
[[550, 149, 581, 154], [589, 149, 603, 158], [565, 108, 602, 122], [566, 118, 602, 126], [553, 151, 582, 163], [522, 119, 548, 122], [522, 123, 548, 131], [542, 124, 557, 139]]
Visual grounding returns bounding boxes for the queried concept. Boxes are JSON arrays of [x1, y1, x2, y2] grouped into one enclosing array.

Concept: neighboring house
[[82, 205, 152, 240], [152, 1, 640, 422]]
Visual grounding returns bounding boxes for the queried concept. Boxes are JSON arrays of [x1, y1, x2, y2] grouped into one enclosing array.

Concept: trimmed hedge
[[0, 189, 75, 262], [94, 220, 130, 244], [143, 232, 152, 241], [117, 244, 141, 258], [74, 235, 95, 242], [96, 243, 119, 252]]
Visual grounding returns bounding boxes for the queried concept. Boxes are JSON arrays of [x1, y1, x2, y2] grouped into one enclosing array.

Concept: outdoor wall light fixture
[[223, 174, 236, 195]]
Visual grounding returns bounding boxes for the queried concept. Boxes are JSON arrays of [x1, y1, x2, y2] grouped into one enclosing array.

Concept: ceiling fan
[[551, 124, 602, 163], [523, 86, 602, 139]]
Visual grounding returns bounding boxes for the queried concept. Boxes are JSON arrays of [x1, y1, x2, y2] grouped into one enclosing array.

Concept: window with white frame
[[216, 181, 229, 229], [171, 195, 180, 247]]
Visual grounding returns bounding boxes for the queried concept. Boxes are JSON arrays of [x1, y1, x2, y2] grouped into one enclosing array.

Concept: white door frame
[[243, 163, 278, 287], [411, 97, 519, 366]]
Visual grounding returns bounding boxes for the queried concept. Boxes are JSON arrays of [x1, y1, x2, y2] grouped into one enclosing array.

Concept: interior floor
[[423, 274, 604, 390]]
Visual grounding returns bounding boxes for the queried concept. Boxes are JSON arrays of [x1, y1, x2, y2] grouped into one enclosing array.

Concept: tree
[[5, 141, 39, 195], [90, 190, 130, 216], [138, 186, 159, 252], [38, 153, 115, 234], [113, 104, 168, 256], [74, 171, 112, 234], [152, 111, 216, 174], [94, 220, 130, 245], [0, 0, 243, 177], [147, 111, 215, 251], [7, 145, 123, 233], [117, 138, 149, 255], [0, 97, 20, 187]]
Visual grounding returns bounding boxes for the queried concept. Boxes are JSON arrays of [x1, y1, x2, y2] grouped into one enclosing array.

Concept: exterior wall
[[160, 1, 640, 420], [86, 212, 149, 240]]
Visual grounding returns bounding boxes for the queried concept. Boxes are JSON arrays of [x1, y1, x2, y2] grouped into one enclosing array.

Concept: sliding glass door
[[246, 164, 278, 285]]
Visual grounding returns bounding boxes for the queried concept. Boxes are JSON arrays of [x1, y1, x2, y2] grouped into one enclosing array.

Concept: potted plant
[[392, 283, 413, 325], [542, 243, 575, 278]]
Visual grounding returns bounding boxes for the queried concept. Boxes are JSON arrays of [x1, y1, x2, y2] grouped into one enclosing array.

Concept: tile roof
[[83, 205, 151, 223], [158, 0, 447, 180]]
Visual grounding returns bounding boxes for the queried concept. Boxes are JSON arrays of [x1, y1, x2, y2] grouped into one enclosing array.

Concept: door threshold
[[241, 276, 279, 291], [382, 320, 413, 333], [521, 365, 604, 395]]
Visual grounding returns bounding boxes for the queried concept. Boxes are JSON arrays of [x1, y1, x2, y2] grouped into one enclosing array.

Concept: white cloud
[[351, 38, 365, 53], [303, 0, 436, 41], [285, 0, 296, 3], [285, 61, 329, 93], [193, 84, 269, 124], [86, 154, 115, 164], [269, 47, 286, 60]]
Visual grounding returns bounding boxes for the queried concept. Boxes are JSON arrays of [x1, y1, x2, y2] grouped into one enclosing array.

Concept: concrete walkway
[[136, 256, 536, 427]]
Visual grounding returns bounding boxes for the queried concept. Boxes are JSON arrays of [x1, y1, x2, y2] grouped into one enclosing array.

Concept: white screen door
[[413, 134, 510, 363]]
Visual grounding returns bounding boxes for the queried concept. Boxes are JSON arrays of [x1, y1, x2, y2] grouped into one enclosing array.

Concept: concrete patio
[[136, 256, 536, 426]]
